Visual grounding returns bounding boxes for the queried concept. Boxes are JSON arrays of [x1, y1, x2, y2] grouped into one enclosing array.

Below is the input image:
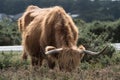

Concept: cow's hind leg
[[22, 49, 28, 60]]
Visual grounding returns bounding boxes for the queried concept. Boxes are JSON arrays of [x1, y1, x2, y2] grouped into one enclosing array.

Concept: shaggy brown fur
[[58, 48, 82, 71], [45, 45, 86, 71], [18, 5, 83, 71]]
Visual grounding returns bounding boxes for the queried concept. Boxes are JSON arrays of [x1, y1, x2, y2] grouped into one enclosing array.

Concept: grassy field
[[0, 51, 120, 80]]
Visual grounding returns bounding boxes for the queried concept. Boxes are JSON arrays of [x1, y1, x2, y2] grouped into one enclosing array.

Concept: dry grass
[[0, 52, 120, 80]]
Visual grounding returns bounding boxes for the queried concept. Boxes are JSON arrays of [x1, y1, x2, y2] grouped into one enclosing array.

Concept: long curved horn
[[45, 48, 63, 55], [81, 46, 108, 55]]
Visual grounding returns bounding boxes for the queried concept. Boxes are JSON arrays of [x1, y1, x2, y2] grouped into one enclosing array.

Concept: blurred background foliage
[[0, 0, 120, 22], [0, 19, 21, 45]]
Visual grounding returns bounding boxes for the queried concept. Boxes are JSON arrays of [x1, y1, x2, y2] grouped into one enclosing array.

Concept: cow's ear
[[78, 45, 85, 60], [78, 45, 86, 50], [45, 46, 56, 52], [45, 46, 63, 55]]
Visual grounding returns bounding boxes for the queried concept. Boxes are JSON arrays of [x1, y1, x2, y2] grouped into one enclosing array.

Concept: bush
[[75, 19, 120, 61], [77, 19, 120, 45], [0, 19, 21, 45], [0, 52, 29, 69]]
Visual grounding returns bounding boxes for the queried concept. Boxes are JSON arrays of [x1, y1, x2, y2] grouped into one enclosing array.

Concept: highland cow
[[18, 5, 106, 71]]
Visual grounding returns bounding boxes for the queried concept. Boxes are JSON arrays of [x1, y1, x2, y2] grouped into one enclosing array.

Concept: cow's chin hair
[[58, 48, 83, 72]]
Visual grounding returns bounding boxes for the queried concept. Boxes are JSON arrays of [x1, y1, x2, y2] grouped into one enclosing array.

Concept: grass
[[0, 51, 120, 80]]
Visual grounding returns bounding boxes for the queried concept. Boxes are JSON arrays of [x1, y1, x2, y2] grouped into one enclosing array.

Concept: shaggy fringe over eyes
[[58, 48, 81, 71]]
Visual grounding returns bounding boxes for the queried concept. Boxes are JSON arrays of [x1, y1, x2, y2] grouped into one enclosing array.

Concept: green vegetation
[[74, 19, 120, 61], [0, 52, 28, 69], [75, 19, 120, 50], [75, 19, 120, 43], [0, 51, 120, 80], [0, 19, 21, 45]]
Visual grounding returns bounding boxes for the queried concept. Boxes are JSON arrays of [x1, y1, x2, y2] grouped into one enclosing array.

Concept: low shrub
[[0, 19, 21, 45]]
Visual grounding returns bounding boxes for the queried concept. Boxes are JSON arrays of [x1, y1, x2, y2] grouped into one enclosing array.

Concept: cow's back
[[40, 6, 78, 49]]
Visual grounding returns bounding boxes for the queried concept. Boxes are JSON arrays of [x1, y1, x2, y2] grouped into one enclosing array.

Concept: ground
[[0, 52, 120, 80]]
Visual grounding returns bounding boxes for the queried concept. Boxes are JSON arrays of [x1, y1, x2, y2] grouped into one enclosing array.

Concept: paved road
[[111, 43, 120, 51], [0, 46, 23, 51], [0, 43, 120, 52]]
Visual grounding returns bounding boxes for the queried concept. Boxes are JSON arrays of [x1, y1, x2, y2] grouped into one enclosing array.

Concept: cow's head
[[45, 45, 107, 71]]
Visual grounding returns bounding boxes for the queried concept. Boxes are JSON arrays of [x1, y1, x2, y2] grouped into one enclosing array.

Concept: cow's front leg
[[47, 57, 56, 69], [31, 56, 39, 66]]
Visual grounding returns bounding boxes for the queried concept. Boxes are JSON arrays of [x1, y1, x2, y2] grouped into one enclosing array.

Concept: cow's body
[[18, 5, 104, 71]]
